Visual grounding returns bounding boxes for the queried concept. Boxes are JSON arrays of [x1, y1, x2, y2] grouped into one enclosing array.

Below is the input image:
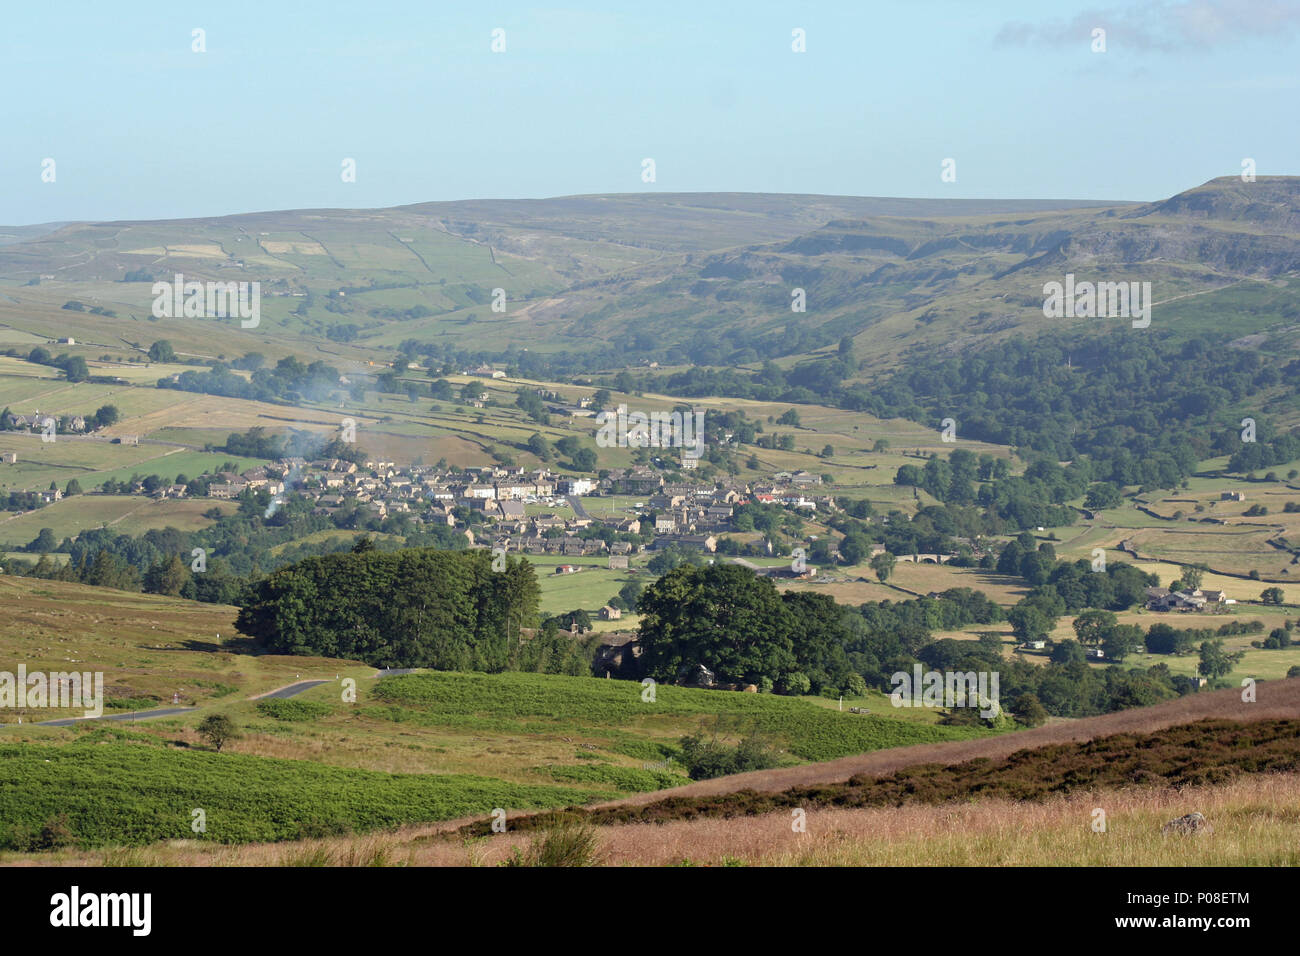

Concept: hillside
[[581, 675, 1300, 806], [2, 179, 1295, 376]]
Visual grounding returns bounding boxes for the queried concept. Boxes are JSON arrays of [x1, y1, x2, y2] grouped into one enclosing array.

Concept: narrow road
[[33, 707, 196, 728], [254, 680, 329, 700], [2, 678, 330, 728]]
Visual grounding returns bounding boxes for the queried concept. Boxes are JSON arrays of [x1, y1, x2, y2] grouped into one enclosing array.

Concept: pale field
[[0, 436, 267, 494], [0, 496, 237, 548], [1124, 527, 1292, 578], [798, 561, 1030, 605], [15, 773, 1299, 867]]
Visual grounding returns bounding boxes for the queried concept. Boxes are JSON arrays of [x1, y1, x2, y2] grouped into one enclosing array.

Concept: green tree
[[618, 580, 644, 611], [1260, 587, 1285, 605], [26, 528, 57, 554], [1011, 693, 1049, 728], [839, 534, 870, 566], [1102, 624, 1143, 662], [526, 433, 552, 461], [1072, 609, 1117, 648], [93, 405, 120, 428], [1197, 639, 1244, 680], [64, 479, 82, 496], [143, 554, 190, 596], [62, 356, 89, 382], [148, 340, 177, 363], [870, 550, 896, 583], [197, 714, 239, 752], [1008, 605, 1051, 642], [636, 564, 796, 686]]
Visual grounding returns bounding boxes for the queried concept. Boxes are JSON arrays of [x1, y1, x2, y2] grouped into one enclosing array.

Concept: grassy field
[[0, 495, 239, 548], [0, 575, 373, 721], [0, 575, 987, 854], [0, 738, 597, 849]]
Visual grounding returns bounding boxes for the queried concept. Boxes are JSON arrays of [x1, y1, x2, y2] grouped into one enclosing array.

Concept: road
[[2, 679, 332, 728], [32, 707, 197, 728], [255, 680, 329, 700]]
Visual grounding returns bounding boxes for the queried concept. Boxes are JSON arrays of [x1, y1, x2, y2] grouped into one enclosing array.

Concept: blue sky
[[3, 0, 1298, 223]]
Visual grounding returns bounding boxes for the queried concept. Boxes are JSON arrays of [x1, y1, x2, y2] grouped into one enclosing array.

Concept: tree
[[1009, 605, 1051, 642], [870, 550, 896, 583], [839, 533, 870, 566], [1102, 624, 1143, 662], [526, 433, 552, 461], [62, 356, 89, 382], [26, 528, 57, 554], [569, 448, 597, 472], [148, 340, 177, 363], [1182, 565, 1205, 592], [1050, 639, 1086, 664], [1011, 692, 1049, 728], [144, 554, 189, 596], [1145, 622, 1193, 655], [1197, 639, 1244, 680], [1072, 609, 1117, 648], [197, 714, 239, 752], [93, 405, 120, 428], [64, 479, 82, 496], [636, 564, 796, 686], [1261, 587, 1285, 605], [1083, 482, 1121, 510], [618, 580, 644, 611]]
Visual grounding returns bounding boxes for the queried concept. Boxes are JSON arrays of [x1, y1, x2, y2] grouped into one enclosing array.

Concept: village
[[0, 409, 843, 561]]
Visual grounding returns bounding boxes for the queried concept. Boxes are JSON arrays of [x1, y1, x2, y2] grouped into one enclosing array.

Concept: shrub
[[776, 672, 811, 696], [678, 730, 778, 780], [1012, 693, 1049, 728], [256, 699, 331, 721], [503, 817, 601, 867]]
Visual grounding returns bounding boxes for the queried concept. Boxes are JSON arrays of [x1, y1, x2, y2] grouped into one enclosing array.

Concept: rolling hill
[[2, 178, 1296, 378]]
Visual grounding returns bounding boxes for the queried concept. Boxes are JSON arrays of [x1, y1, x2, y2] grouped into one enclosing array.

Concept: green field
[[0, 739, 596, 849]]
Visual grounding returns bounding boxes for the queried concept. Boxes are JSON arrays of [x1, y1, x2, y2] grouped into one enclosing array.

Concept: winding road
[[1, 679, 334, 729]]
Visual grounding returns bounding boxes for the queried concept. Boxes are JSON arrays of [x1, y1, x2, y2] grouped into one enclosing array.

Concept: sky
[[2, 0, 1298, 224]]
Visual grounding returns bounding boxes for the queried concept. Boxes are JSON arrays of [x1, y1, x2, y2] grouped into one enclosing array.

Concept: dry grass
[[10, 772, 1298, 867]]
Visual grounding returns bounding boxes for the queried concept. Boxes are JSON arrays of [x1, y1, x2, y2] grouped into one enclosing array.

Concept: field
[[0, 576, 984, 852], [0, 496, 240, 549], [0, 576, 372, 722], [0, 739, 596, 849]]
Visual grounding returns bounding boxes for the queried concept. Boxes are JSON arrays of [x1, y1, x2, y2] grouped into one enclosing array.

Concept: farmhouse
[[599, 605, 622, 621]]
